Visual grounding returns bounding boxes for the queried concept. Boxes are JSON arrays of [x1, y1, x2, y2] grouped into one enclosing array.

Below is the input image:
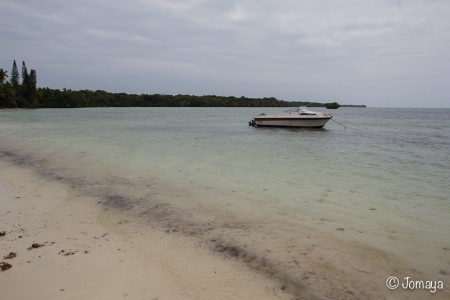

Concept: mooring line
[[330, 118, 357, 131]]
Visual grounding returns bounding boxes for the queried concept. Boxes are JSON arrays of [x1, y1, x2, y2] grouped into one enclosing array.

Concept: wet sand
[[0, 160, 300, 300]]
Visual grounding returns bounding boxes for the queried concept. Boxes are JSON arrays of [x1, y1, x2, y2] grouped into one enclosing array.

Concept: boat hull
[[253, 117, 331, 128]]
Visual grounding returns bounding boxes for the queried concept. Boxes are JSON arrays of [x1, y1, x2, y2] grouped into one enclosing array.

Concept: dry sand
[[0, 160, 297, 300]]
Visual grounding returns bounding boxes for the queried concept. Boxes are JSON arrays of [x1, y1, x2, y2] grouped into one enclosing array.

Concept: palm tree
[[0, 69, 8, 85], [2, 83, 17, 107]]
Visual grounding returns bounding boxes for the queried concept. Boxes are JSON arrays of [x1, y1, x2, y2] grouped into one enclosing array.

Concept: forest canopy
[[1, 60, 38, 108], [1, 60, 343, 108]]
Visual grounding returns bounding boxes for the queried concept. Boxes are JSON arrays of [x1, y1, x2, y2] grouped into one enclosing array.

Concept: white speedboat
[[249, 107, 332, 128]]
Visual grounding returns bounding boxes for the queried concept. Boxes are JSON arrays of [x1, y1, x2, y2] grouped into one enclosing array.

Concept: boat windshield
[[283, 107, 317, 114]]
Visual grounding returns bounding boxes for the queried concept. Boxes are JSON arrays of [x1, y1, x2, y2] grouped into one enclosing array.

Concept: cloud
[[1, 0, 449, 106]]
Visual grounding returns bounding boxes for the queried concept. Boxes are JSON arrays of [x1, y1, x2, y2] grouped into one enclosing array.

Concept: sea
[[1, 107, 449, 298]]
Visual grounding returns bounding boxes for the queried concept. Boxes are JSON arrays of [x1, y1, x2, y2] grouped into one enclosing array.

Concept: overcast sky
[[1, 0, 449, 107]]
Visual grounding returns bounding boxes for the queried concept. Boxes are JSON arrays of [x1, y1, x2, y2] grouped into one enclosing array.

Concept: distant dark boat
[[326, 107, 338, 109]]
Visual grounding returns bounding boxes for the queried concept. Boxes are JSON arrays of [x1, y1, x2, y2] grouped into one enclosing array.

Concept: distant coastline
[[1, 88, 366, 109], [307, 103, 366, 108], [0, 103, 367, 109]]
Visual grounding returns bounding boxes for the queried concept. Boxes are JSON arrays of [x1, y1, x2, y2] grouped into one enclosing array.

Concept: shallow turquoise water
[[1, 107, 449, 291]]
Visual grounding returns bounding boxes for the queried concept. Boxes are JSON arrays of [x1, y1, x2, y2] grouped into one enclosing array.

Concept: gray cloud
[[1, 0, 449, 107]]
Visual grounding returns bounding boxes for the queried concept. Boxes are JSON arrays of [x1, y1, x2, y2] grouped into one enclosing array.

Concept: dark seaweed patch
[[0, 262, 12, 271], [214, 245, 240, 257], [0, 150, 36, 168], [3, 252, 17, 259], [105, 195, 133, 210], [27, 243, 45, 250], [211, 241, 323, 300]]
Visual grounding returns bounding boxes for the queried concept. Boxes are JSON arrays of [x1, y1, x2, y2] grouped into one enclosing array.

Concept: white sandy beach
[[0, 160, 301, 300]]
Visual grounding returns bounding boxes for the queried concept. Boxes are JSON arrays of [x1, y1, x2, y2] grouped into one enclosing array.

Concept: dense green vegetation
[[2, 61, 364, 109], [0, 61, 38, 108], [33, 89, 316, 108], [324, 102, 341, 109]]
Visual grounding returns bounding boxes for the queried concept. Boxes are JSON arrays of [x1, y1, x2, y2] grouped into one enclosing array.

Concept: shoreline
[[0, 159, 299, 300], [1, 145, 449, 299], [0, 159, 186, 299]]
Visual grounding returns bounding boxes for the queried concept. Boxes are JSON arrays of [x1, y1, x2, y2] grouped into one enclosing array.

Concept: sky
[[1, 0, 449, 107]]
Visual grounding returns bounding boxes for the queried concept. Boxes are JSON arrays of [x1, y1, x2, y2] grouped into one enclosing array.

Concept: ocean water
[[1, 107, 449, 298]]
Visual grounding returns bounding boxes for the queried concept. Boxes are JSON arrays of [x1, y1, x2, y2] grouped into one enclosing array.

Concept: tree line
[[1, 60, 322, 108], [1, 60, 38, 108], [34, 89, 317, 108]]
